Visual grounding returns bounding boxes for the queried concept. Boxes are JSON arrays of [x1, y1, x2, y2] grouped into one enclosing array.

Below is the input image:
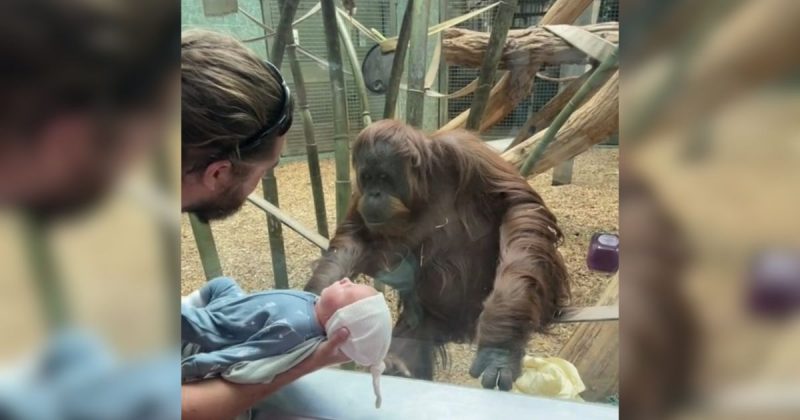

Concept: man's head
[[315, 278, 380, 327], [181, 29, 292, 222], [0, 0, 179, 216]]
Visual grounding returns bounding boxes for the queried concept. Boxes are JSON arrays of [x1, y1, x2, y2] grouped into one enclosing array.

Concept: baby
[[181, 277, 392, 408]]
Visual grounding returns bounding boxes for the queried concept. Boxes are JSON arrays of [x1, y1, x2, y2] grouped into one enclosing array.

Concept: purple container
[[587, 233, 619, 273], [748, 250, 800, 319]]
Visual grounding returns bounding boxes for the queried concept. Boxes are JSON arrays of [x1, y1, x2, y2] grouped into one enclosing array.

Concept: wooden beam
[[442, 22, 618, 70], [248, 195, 330, 251]]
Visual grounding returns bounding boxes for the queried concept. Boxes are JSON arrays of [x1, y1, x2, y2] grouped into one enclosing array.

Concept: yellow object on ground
[[513, 356, 586, 401]]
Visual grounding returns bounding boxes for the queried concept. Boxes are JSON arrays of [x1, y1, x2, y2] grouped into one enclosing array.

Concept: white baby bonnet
[[324, 293, 393, 408]]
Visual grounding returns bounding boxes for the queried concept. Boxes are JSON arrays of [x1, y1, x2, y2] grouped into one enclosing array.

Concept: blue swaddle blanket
[[181, 277, 325, 383]]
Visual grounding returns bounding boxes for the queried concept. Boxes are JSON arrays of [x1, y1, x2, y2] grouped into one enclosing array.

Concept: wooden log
[[557, 274, 618, 402], [502, 71, 618, 176], [442, 22, 618, 70], [438, 0, 594, 133]]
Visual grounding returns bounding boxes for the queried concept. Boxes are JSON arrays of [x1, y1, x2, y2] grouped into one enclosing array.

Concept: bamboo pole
[[384, 0, 414, 119], [24, 216, 68, 330], [405, 0, 431, 127], [337, 12, 372, 128], [520, 47, 618, 177], [189, 214, 224, 280], [287, 38, 329, 245], [465, 0, 518, 131], [258, 0, 300, 289], [321, 0, 352, 224], [154, 143, 180, 335]]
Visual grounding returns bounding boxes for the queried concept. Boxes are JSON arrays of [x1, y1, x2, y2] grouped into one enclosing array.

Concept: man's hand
[[469, 347, 522, 391], [181, 328, 352, 420], [308, 328, 351, 369]]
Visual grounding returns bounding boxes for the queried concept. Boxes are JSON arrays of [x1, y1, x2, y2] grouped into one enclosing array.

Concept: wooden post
[[405, 0, 431, 127], [384, 0, 414, 119], [189, 214, 223, 280], [258, 0, 300, 289], [552, 159, 575, 185], [287, 36, 329, 245], [465, 0, 518, 131], [321, 0, 352, 224], [558, 274, 618, 401], [337, 13, 372, 128], [550, 5, 595, 185]]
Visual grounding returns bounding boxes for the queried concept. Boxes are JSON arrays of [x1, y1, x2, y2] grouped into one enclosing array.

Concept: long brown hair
[[181, 29, 284, 174]]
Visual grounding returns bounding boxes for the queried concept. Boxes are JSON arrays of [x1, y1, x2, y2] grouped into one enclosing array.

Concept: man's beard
[[183, 184, 247, 223]]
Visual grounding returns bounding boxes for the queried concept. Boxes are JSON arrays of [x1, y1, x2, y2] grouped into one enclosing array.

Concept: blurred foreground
[[0, 0, 181, 418], [621, 0, 800, 418]]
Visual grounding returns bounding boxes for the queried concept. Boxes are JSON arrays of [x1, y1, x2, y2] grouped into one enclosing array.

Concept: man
[[180, 30, 350, 420], [0, 0, 178, 215], [181, 29, 287, 222]]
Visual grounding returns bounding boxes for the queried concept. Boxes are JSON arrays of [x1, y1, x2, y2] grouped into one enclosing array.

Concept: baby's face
[[316, 278, 377, 326]]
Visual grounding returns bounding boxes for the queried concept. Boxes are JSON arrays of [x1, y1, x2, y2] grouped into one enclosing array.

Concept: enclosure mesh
[[226, 0, 618, 154]]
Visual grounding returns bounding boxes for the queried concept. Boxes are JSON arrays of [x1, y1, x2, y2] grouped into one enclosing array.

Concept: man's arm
[[181, 328, 350, 420]]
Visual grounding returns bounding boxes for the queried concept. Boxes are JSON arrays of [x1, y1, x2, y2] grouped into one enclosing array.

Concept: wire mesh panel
[[262, 0, 395, 156]]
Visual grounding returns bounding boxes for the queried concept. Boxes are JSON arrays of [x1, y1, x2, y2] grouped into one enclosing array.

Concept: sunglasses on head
[[236, 60, 294, 155]]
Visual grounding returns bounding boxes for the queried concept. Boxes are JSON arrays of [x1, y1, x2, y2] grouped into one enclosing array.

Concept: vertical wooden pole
[[288, 36, 330, 245], [384, 0, 414, 119], [552, 159, 575, 185], [321, 0, 352, 225], [465, 0, 518, 131], [405, 0, 431, 127], [24, 216, 68, 330], [154, 142, 180, 337], [257, 0, 300, 289], [189, 214, 224, 280], [550, 2, 596, 185], [337, 13, 372, 128]]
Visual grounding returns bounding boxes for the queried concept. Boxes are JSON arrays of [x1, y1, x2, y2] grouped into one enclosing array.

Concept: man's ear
[[201, 160, 234, 192]]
